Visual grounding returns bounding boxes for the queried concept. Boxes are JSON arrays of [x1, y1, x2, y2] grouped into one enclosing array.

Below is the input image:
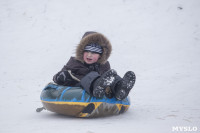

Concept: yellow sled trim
[[41, 100, 89, 106], [116, 104, 130, 110]]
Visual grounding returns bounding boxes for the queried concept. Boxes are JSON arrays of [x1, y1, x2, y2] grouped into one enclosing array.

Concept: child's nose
[[87, 52, 92, 56]]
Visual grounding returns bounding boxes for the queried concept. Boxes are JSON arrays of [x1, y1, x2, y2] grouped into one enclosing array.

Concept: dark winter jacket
[[53, 32, 112, 87], [53, 57, 110, 86]]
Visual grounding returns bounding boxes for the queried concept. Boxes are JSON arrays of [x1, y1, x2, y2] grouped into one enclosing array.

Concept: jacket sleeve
[[99, 61, 111, 75], [53, 58, 80, 86]]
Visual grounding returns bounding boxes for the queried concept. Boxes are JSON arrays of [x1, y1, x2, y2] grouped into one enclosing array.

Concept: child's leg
[[108, 75, 123, 97], [80, 71, 100, 95], [114, 71, 136, 100], [93, 69, 117, 98]]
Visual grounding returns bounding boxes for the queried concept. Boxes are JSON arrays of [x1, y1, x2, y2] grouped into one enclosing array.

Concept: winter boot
[[93, 69, 117, 98], [115, 71, 136, 100], [105, 86, 114, 99]]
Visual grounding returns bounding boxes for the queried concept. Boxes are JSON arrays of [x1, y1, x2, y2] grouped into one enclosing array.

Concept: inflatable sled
[[40, 83, 130, 118]]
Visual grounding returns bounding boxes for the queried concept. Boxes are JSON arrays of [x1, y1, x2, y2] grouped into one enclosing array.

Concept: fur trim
[[75, 32, 112, 64]]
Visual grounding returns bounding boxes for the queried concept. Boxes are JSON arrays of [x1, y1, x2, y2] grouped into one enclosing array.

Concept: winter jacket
[[53, 57, 111, 86], [53, 32, 112, 89]]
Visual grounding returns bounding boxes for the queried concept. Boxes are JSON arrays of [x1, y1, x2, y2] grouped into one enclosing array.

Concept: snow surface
[[0, 0, 200, 133]]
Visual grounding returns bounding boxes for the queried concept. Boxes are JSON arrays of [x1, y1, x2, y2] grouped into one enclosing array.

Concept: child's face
[[83, 51, 100, 64]]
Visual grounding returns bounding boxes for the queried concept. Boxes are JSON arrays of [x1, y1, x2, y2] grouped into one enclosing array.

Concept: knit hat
[[84, 43, 103, 54]]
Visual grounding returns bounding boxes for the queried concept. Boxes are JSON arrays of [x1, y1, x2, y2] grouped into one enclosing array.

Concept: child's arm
[[53, 57, 80, 86], [53, 70, 78, 86]]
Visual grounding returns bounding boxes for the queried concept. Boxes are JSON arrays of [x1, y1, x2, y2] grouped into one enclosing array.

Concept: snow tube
[[40, 83, 130, 117]]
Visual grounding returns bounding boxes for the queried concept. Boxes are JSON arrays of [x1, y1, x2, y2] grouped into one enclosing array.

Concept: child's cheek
[[94, 57, 98, 62], [94, 56, 100, 62]]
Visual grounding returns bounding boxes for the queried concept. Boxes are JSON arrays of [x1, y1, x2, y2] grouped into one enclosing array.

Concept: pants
[[80, 71, 123, 95], [80, 71, 100, 95]]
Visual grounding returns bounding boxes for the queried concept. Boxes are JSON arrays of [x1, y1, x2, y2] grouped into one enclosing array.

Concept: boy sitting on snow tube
[[53, 31, 136, 100]]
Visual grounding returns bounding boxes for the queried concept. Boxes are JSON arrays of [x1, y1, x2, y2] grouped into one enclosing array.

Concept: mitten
[[88, 63, 100, 73], [53, 71, 72, 85]]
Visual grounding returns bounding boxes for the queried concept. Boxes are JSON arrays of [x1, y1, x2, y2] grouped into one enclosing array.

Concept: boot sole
[[115, 71, 136, 100], [123, 71, 136, 90]]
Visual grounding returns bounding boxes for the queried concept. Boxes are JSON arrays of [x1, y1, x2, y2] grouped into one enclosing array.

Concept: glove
[[54, 71, 72, 84], [88, 63, 100, 73]]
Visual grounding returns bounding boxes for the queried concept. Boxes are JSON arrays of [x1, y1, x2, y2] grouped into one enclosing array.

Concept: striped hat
[[84, 43, 103, 54]]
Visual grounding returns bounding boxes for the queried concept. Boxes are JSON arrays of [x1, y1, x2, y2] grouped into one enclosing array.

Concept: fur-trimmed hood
[[75, 32, 112, 64]]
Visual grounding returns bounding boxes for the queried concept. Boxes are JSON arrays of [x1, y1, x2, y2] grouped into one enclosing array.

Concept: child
[[53, 31, 136, 100]]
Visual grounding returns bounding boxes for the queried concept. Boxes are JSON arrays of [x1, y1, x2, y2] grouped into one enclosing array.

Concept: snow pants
[[80, 71, 100, 95], [80, 71, 123, 96]]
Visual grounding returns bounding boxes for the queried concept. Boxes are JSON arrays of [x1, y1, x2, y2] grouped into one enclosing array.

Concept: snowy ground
[[0, 0, 200, 133]]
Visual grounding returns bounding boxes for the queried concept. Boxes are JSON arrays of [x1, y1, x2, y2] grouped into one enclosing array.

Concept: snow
[[0, 0, 200, 132], [104, 76, 115, 86]]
